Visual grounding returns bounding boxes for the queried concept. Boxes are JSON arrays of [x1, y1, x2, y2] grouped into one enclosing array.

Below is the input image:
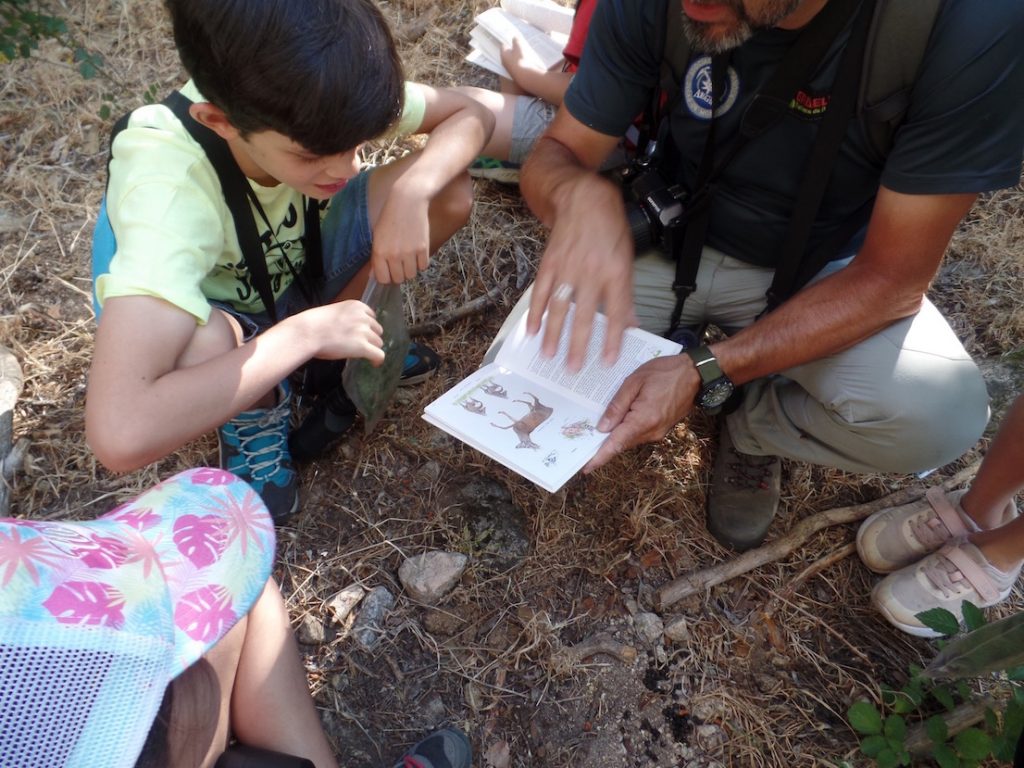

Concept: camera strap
[[163, 91, 324, 325], [664, 0, 868, 336]]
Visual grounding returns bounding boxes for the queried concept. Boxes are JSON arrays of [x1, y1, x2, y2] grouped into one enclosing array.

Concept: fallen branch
[[655, 463, 980, 610], [409, 279, 510, 337], [554, 633, 637, 666], [904, 696, 998, 757]]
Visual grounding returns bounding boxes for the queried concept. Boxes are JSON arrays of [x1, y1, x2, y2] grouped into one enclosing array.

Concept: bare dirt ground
[[1, 2, 1022, 766]]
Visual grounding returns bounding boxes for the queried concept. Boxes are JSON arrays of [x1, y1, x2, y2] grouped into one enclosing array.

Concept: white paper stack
[[466, 0, 573, 79]]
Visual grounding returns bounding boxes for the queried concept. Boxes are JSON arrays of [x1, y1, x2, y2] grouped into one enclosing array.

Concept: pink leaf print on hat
[[203, 487, 273, 558], [174, 584, 236, 643], [113, 505, 161, 531], [0, 527, 64, 587], [43, 580, 126, 628], [190, 468, 237, 486], [72, 533, 131, 569], [173, 514, 227, 568]]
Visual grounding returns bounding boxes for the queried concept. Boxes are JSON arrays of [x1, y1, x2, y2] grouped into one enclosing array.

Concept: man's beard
[[680, 0, 804, 54]]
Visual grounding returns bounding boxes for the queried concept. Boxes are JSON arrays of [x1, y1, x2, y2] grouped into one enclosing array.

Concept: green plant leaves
[[932, 742, 959, 768], [961, 601, 986, 632], [953, 727, 991, 761], [849, 701, 883, 734], [925, 611, 1024, 680], [917, 607, 961, 637], [927, 715, 949, 744]]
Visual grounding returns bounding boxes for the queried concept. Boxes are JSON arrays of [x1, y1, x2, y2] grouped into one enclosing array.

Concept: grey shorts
[[213, 169, 373, 340], [509, 96, 559, 165]]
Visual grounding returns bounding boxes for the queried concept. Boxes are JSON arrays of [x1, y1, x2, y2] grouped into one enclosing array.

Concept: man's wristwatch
[[684, 345, 735, 410]]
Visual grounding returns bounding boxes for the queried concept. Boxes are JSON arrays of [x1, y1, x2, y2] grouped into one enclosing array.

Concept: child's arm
[[502, 38, 574, 106], [86, 296, 384, 472], [368, 84, 495, 284]]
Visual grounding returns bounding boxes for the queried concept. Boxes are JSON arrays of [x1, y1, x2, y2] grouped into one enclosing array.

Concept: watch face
[[699, 378, 734, 409]]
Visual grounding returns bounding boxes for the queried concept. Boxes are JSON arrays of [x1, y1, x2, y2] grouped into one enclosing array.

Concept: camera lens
[[625, 202, 655, 251]]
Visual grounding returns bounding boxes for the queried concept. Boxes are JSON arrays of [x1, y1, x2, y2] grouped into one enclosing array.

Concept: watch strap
[[684, 345, 724, 385]]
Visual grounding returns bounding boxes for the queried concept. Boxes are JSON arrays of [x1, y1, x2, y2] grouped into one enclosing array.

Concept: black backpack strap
[[764, 0, 878, 310], [162, 91, 281, 323], [858, 0, 944, 158]]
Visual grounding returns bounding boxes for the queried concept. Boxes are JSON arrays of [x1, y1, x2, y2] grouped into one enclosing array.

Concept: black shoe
[[288, 385, 358, 463]]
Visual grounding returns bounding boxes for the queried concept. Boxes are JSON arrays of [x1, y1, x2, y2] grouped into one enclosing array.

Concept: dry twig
[[655, 462, 980, 610]]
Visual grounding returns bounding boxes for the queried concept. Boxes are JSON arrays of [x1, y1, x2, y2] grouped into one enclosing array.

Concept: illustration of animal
[[461, 397, 487, 415], [482, 381, 508, 398], [491, 393, 553, 450]]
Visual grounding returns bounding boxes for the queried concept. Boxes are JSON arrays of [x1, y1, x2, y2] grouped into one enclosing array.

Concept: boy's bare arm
[[86, 295, 383, 472], [501, 39, 573, 106], [369, 84, 495, 283]]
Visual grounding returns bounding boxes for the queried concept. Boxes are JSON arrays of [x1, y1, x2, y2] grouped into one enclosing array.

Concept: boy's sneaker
[[706, 422, 781, 552], [288, 384, 358, 463], [871, 540, 1021, 638], [218, 385, 298, 523], [468, 156, 521, 184], [399, 341, 441, 386], [857, 487, 1017, 574], [392, 727, 471, 768]]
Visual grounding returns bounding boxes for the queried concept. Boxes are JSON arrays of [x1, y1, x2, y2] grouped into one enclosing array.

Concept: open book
[[466, 0, 573, 80], [423, 308, 681, 493]]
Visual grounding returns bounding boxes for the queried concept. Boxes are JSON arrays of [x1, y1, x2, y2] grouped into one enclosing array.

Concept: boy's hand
[[501, 38, 547, 85], [306, 300, 386, 364], [370, 194, 431, 284]]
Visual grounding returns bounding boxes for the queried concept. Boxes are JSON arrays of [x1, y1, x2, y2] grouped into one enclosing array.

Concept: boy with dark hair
[[86, 0, 495, 522]]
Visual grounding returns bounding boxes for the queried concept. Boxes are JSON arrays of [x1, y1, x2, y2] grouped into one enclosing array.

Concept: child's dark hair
[[164, 0, 404, 156]]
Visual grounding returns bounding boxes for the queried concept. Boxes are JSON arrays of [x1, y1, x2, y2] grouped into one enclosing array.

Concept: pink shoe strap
[[926, 487, 971, 539], [940, 544, 999, 604]]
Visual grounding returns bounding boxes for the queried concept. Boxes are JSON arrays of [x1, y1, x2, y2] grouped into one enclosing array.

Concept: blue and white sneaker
[[392, 727, 472, 768], [218, 384, 299, 523]]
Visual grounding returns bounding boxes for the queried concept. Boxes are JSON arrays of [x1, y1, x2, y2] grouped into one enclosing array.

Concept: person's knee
[[430, 172, 474, 244], [851, 361, 988, 473]]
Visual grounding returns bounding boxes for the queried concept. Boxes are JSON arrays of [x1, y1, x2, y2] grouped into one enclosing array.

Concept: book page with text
[[495, 307, 681, 408]]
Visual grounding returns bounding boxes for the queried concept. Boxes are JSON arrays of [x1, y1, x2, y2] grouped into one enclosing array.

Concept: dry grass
[[2, 1, 1023, 766]]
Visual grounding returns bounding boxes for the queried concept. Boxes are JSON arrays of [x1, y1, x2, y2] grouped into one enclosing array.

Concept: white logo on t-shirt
[[684, 56, 739, 120]]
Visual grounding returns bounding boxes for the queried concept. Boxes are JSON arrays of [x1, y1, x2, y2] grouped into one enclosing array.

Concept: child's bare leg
[[961, 393, 1024, 570], [225, 580, 339, 767], [453, 86, 517, 160]]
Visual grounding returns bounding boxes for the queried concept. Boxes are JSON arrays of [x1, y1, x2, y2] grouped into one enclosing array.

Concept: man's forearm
[[714, 261, 926, 387]]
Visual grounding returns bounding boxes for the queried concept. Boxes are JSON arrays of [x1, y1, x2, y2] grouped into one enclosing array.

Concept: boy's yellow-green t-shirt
[[96, 80, 426, 323]]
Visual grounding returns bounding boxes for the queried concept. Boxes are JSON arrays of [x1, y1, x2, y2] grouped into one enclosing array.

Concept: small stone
[[351, 586, 394, 650], [296, 613, 326, 645], [695, 724, 726, 751], [663, 616, 691, 644], [399, 550, 468, 604], [633, 612, 664, 646], [327, 584, 366, 624]]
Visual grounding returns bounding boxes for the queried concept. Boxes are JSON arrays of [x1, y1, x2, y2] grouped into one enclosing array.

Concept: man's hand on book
[[526, 173, 636, 371], [583, 355, 698, 472]]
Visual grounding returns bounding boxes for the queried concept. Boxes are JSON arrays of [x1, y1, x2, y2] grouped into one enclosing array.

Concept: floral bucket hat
[[0, 468, 275, 768]]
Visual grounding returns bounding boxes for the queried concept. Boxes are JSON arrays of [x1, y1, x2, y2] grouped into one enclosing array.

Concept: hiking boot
[[399, 341, 441, 386], [706, 422, 781, 551], [288, 384, 358, 463], [871, 541, 1021, 638], [856, 487, 1013, 574], [392, 727, 472, 768], [218, 385, 298, 523], [468, 156, 521, 184]]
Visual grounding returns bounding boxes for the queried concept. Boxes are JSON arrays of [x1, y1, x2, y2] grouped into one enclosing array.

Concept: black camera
[[621, 163, 687, 252]]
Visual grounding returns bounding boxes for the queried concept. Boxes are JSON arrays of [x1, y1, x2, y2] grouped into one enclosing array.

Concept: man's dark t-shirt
[[564, 0, 1024, 268]]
